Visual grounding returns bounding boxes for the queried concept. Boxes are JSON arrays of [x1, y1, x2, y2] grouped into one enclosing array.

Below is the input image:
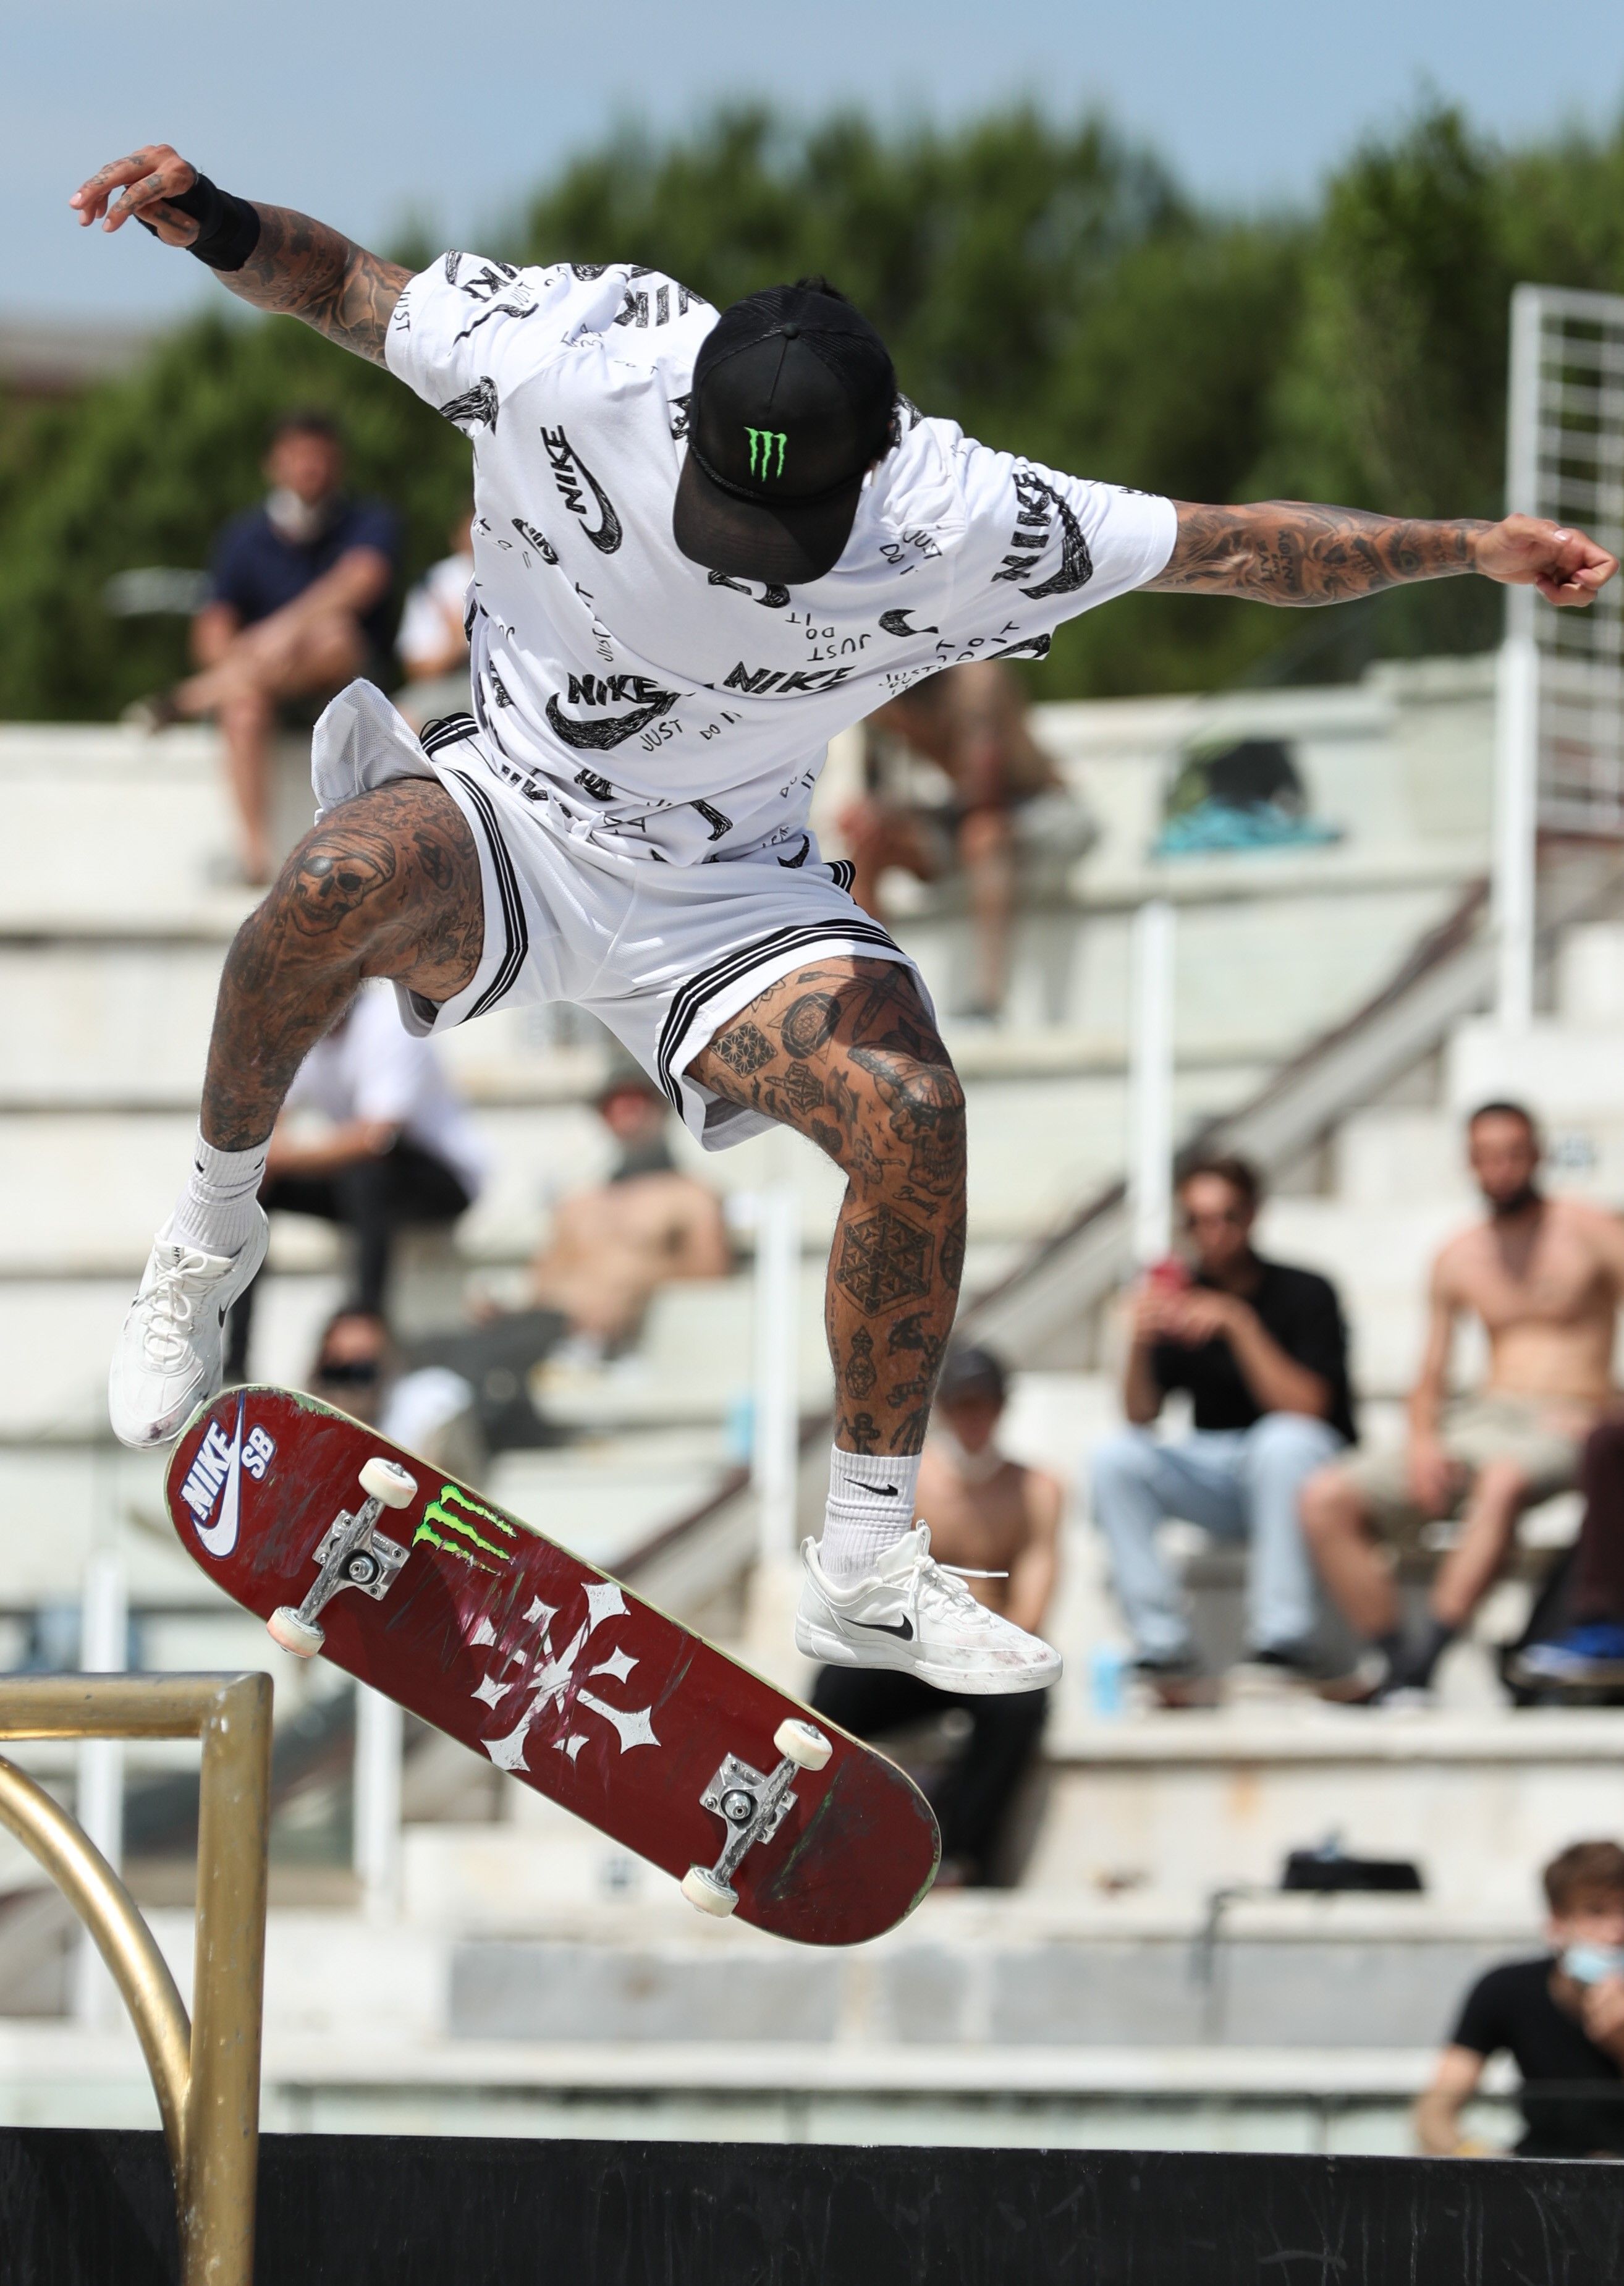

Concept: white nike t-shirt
[[386, 254, 1177, 866]]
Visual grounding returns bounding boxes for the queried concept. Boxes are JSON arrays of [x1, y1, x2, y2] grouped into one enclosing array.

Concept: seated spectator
[[307, 1307, 486, 1478], [226, 981, 488, 1382], [812, 1344, 1060, 1887], [1300, 1102, 1624, 1701], [397, 507, 474, 693], [410, 1066, 732, 1457], [133, 410, 397, 884], [525, 1067, 733, 1349], [1512, 1414, 1624, 1688], [1089, 1154, 1353, 1704], [839, 658, 1095, 1019], [1415, 1840, 1624, 2159]]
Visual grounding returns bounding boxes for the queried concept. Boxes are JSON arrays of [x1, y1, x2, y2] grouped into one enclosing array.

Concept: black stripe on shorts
[[445, 768, 530, 1022], [654, 917, 904, 1111]]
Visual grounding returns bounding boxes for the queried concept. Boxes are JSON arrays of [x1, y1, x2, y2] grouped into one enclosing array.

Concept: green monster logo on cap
[[745, 427, 787, 480]]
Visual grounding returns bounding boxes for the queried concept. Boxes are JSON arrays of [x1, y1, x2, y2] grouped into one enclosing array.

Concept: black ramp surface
[[2, 2130, 1621, 2285]]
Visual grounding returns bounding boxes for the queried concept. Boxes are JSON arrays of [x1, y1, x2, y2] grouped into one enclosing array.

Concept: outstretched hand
[[69, 145, 200, 247], [1475, 514, 1618, 607]]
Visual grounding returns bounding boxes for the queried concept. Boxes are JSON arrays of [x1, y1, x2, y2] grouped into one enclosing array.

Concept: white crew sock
[[819, 1447, 923, 1581], [164, 1130, 268, 1259]]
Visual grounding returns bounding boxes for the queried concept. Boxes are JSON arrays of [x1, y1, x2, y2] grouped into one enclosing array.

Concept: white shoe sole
[[794, 1615, 1060, 1696]]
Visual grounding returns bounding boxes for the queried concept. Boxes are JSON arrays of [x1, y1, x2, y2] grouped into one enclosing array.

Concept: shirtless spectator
[[1301, 1102, 1624, 1700], [812, 1344, 1061, 1886], [132, 410, 397, 884], [839, 659, 1095, 1018], [413, 1067, 732, 1454]]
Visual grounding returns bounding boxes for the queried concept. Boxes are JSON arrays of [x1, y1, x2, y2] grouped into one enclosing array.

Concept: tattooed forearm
[[219, 206, 410, 363], [1150, 501, 1492, 607]]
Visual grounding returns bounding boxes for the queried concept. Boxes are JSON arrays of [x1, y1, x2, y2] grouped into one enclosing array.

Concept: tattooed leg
[[200, 777, 484, 1150], [689, 957, 967, 1457]]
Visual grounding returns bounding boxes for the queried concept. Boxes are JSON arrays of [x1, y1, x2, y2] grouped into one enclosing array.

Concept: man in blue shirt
[[142, 410, 397, 883]]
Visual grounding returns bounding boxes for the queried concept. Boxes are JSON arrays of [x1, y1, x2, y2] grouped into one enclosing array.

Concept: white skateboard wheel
[[774, 1718, 831, 1772], [359, 1457, 417, 1509], [268, 1606, 324, 1659], [681, 1866, 738, 1918]]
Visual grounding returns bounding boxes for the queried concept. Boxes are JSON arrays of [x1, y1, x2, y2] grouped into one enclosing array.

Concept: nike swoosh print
[[545, 690, 679, 751], [195, 1394, 245, 1559], [852, 1615, 915, 1640], [560, 454, 624, 554]]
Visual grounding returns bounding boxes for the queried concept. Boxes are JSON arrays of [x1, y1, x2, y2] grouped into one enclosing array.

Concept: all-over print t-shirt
[[384, 255, 1177, 867]]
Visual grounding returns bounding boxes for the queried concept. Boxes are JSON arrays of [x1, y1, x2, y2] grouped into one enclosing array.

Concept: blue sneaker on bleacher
[[1516, 1621, 1624, 1683]]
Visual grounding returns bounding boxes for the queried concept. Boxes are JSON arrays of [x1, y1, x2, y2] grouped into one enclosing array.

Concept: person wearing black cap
[[811, 1342, 1062, 1885], [82, 147, 1616, 1704]]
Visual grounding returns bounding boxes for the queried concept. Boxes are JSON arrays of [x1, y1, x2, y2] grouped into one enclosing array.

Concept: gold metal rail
[[0, 1674, 271, 2286]]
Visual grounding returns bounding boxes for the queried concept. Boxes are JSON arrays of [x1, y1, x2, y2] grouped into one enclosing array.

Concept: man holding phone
[[1416, 1840, 1624, 2159], [1088, 1153, 1354, 1701]]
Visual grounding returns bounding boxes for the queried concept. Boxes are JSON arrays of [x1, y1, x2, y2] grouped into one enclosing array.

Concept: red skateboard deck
[[166, 1386, 939, 1944]]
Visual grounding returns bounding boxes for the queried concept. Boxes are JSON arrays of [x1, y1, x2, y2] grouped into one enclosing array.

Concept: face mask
[[266, 486, 331, 544], [1560, 1942, 1624, 1985], [933, 1422, 1005, 1485]]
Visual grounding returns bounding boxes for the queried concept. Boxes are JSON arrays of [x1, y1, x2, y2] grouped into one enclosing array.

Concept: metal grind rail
[[0, 1672, 270, 2286]]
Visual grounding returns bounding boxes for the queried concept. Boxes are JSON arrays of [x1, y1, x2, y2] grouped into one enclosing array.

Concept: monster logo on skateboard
[[167, 1387, 939, 1943]]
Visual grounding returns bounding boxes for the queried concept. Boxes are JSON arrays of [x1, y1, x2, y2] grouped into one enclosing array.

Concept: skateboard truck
[[680, 1719, 832, 1918], [267, 1457, 418, 1659]]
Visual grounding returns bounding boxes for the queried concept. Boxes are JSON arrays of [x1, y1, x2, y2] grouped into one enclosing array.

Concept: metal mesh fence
[[1509, 286, 1624, 834]]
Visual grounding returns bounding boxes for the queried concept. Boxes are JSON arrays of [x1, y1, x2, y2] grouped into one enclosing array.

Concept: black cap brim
[[673, 447, 863, 586]]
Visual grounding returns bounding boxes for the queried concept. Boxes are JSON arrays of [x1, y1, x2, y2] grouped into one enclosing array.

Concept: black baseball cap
[[673, 280, 897, 585]]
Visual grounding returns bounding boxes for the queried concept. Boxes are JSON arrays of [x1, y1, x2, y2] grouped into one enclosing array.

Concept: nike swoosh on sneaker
[[195, 1395, 245, 1559], [851, 1615, 915, 1640]]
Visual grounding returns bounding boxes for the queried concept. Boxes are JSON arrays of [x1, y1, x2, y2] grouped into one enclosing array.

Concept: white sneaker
[[108, 1214, 268, 1450], [795, 1524, 1062, 1695]]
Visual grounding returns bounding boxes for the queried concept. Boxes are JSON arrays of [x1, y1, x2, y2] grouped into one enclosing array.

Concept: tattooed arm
[[69, 144, 408, 365], [1148, 501, 1617, 610]]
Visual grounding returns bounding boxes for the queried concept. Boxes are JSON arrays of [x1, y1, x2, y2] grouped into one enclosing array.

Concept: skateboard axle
[[268, 1471, 413, 1658], [683, 1722, 832, 1916]]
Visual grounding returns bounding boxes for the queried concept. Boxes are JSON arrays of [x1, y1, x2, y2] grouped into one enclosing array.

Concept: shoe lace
[[135, 1249, 210, 1370], [908, 1543, 1009, 1628]]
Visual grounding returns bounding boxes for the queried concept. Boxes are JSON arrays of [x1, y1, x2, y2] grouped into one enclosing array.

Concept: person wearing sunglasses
[[1088, 1153, 1353, 1704]]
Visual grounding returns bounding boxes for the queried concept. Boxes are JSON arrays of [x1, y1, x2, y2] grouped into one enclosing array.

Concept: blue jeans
[[1089, 1416, 1345, 1664]]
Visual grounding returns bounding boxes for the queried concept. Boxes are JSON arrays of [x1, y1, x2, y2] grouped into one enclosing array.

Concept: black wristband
[[167, 171, 261, 273]]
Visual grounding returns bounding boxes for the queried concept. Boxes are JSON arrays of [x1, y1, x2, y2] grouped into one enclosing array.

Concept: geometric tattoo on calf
[[711, 1020, 776, 1076], [834, 1206, 934, 1316], [844, 1328, 878, 1399]]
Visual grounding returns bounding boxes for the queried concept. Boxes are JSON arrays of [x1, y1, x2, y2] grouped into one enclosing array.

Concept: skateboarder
[[76, 143, 1616, 1698]]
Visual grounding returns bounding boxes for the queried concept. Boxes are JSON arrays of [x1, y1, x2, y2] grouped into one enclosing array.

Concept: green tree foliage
[[2, 98, 1623, 719]]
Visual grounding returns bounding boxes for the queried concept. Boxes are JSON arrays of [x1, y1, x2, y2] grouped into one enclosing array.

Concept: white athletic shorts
[[311, 680, 925, 1151]]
